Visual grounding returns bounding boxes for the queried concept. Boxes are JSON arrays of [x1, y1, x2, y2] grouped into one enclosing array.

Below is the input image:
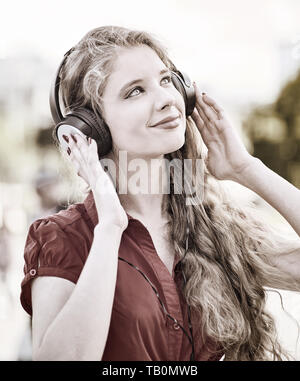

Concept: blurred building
[[0, 53, 54, 139]]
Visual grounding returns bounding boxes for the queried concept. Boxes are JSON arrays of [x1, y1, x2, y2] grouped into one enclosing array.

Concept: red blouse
[[20, 190, 223, 361]]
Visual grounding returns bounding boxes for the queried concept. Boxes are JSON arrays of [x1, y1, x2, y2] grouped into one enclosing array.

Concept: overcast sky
[[2, 0, 300, 107]]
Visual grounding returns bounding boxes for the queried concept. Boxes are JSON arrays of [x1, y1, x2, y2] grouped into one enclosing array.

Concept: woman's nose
[[154, 87, 176, 111]]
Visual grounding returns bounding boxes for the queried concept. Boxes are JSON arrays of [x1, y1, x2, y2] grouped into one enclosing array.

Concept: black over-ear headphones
[[49, 48, 196, 158]]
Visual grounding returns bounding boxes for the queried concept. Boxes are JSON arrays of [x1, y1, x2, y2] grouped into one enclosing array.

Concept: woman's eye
[[126, 87, 143, 98], [161, 75, 172, 85], [125, 76, 172, 99]]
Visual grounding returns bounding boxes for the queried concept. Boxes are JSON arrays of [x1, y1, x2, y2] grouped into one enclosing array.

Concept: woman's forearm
[[234, 157, 300, 238], [34, 223, 124, 361]]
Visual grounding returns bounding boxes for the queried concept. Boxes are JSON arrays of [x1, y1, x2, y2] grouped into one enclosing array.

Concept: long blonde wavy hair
[[58, 26, 300, 360]]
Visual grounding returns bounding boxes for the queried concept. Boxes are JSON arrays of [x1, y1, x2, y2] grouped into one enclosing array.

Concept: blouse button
[[173, 323, 180, 330], [29, 269, 37, 277]]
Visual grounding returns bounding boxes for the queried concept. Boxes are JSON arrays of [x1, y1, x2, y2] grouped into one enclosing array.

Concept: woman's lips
[[154, 116, 180, 129]]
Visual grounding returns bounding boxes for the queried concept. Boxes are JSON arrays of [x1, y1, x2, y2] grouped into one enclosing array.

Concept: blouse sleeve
[[20, 218, 84, 316]]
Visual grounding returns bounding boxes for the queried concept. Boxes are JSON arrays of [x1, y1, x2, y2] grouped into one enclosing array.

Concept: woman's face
[[101, 45, 186, 159]]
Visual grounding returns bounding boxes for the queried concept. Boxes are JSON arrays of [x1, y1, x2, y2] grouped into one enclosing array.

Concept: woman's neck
[[105, 150, 169, 223]]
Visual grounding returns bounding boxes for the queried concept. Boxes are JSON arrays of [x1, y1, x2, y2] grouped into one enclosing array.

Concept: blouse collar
[[83, 190, 182, 271]]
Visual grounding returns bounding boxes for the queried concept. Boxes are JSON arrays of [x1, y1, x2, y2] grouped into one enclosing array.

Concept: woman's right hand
[[65, 133, 128, 231]]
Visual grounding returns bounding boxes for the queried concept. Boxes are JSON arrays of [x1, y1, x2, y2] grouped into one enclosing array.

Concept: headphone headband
[[49, 48, 75, 124]]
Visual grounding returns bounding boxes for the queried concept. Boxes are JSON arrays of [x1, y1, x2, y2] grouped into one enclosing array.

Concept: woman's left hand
[[191, 82, 255, 182]]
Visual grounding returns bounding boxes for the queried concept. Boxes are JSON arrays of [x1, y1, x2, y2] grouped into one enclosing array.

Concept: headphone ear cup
[[55, 107, 112, 158], [171, 71, 196, 117]]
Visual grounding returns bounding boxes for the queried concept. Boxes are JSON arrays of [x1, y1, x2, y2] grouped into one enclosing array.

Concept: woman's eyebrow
[[119, 68, 170, 95]]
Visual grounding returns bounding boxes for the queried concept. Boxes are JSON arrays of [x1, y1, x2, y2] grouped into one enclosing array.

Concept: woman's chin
[[162, 135, 185, 154]]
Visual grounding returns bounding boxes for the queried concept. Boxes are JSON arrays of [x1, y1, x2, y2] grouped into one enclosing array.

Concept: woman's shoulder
[[20, 197, 94, 316], [44, 198, 90, 230], [29, 192, 95, 240], [25, 196, 95, 269]]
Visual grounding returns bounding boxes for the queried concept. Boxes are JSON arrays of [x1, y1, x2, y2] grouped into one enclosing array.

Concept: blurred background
[[1, 0, 300, 361]]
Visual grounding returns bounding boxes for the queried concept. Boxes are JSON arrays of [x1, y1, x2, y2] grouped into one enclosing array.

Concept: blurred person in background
[[29, 167, 66, 223], [19, 26, 300, 361]]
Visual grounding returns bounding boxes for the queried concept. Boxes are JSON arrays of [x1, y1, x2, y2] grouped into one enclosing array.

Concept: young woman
[[20, 26, 300, 361]]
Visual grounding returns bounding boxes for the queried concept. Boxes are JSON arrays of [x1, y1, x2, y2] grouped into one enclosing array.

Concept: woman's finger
[[196, 102, 211, 126], [197, 95, 217, 123], [76, 135, 102, 183], [72, 133, 90, 162], [67, 134, 93, 184], [66, 147, 80, 175], [69, 142, 89, 180], [88, 137, 100, 162], [202, 94, 225, 120], [89, 142, 106, 185], [191, 108, 205, 130], [194, 83, 218, 123], [193, 86, 211, 124], [191, 108, 211, 144]]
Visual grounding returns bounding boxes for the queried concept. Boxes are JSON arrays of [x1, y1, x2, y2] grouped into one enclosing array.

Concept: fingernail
[[71, 134, 77, 143], [62, 134, 69, 143], [67, 147, 71, 155]]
